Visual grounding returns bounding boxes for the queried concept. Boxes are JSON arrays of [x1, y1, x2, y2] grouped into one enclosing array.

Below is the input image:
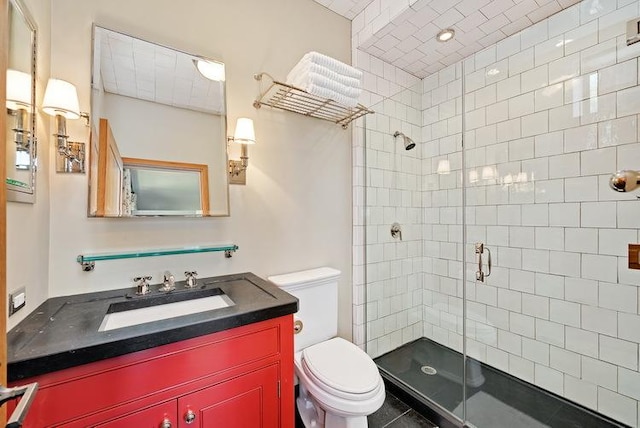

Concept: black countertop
[[7, 272, 298, 382]]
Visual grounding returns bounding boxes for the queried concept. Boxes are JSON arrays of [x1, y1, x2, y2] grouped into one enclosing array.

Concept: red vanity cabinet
[[9, 315, 294, 428]]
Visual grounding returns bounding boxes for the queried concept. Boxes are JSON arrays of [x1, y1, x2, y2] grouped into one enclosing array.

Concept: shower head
[[393, 131, 416, 151], [610, 170, 640, 192]]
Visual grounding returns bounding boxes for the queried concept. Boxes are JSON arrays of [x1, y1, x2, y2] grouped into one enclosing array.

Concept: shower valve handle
[[391, 223, 402, 241]]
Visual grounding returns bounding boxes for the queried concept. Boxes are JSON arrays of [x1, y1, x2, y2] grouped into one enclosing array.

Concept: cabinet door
[[178, 364, 279, 428], [95, 400, 177, 428]]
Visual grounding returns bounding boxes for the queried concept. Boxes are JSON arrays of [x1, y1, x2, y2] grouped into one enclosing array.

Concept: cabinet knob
[[184, 409, 196, 424], [160, 417, 172, 428]]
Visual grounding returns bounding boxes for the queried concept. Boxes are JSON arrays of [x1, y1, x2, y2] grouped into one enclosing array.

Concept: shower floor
[[375, 338, 628, 428]]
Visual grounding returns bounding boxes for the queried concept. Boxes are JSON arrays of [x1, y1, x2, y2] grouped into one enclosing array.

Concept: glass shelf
[[77, 244, 239, 271]]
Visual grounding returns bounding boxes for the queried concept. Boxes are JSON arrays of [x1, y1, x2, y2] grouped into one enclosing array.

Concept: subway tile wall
[[351, 49, 423, 353], [463, 2, 640, 425], [353, 0, 640, 426]]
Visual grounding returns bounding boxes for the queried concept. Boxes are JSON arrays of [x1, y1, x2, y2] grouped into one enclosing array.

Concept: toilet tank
[[268, 267, 340, 352]]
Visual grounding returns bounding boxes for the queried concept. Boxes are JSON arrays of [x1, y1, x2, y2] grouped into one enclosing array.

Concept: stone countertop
[[7, 272, 298, 382]]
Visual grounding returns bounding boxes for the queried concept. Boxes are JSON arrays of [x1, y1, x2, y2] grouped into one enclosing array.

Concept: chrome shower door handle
[[475, 243, 491, 282]]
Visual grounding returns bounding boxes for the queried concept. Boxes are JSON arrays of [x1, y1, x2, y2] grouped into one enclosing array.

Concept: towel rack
[[253, 73, 373, 129]]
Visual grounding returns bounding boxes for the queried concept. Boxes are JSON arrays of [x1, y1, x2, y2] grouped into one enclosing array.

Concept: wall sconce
[[227, 118, 256, 185], [42, 78, 89, 173], [437, 159, 451, 175], [6, 69, 32, 152]]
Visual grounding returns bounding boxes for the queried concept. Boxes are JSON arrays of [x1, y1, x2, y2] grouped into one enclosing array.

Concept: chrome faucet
[[134, 276, 152, 295], [160, 271, 175, 292]]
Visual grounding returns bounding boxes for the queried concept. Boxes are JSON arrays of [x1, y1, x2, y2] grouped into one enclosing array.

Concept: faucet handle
[[160, 271, 176, 292], [133, 276, 152, 295], [184, 271, 198, 288]]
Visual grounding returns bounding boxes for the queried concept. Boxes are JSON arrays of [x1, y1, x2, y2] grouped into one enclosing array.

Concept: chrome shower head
[[610, 170, 640, 192], [393, 131, 416, 151]]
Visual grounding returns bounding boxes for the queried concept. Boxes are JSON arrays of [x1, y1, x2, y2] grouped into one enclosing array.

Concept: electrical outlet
[[9, 287, 26, 316]]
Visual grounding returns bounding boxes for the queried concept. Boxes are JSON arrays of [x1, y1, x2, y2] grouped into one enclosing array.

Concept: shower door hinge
[[627, 17, 640, 46]]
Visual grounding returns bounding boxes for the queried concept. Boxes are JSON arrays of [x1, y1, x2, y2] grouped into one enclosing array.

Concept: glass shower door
[[462, 2, 639, 427]]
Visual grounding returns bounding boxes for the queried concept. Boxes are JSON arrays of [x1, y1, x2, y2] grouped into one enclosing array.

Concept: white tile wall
[[354, 0, 640, 425]]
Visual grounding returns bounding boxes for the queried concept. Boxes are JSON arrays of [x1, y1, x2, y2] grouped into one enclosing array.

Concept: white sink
[[99, 291, 234, 332]]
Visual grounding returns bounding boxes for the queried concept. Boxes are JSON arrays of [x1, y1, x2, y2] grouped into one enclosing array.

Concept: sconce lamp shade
[[233, 118, 256, 145], [193, 58, 225, 82], [42, 78, 81, 119], [6, 69, 32, 110]]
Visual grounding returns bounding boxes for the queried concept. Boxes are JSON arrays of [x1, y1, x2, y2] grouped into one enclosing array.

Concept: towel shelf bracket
[[253, 72, 373, 129]]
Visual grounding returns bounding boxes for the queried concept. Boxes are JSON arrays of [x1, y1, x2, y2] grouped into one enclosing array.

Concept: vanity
[[7, 273, 298, 427]]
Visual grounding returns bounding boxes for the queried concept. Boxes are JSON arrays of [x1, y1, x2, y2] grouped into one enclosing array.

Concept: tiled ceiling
[[314, 0, 582, 78], [312, 0, 374, 20], [95, 27, 225, 115]]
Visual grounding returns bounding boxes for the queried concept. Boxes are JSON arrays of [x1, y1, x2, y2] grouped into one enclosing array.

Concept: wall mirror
[[6, 0, 37, 203], [88, 26, 229, 217]]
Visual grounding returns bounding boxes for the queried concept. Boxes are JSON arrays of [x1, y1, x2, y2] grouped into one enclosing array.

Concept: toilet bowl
[[269, 268, 385, 428]]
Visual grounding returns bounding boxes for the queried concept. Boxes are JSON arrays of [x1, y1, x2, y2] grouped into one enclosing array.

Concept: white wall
[[7, 0, 51, 331], [6, 0, 355, 339], [350, 6, 424, 352]]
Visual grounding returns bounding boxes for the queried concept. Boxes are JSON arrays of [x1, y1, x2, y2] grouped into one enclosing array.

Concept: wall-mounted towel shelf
[[77, 244, 239, 271], [253, 73, 373, 129]]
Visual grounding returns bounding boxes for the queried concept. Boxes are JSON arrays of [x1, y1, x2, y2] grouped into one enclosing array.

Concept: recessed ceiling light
[[193, 58, 225, 81], [436, 28, 455, 42]]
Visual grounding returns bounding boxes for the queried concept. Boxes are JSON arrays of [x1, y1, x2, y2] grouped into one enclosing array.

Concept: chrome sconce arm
[[52, 113, 86, 173], [227, 118, 256, 185], [10, 108, 30, 152]]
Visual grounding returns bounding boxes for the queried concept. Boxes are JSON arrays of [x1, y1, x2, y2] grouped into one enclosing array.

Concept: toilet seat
[[301, 337, 381, 401]]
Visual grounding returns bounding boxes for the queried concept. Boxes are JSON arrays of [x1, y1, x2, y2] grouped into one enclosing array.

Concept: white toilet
[[269, 267, 385, 428]]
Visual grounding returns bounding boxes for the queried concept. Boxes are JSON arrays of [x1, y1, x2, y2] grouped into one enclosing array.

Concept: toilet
[[269, 267, 385, 428]]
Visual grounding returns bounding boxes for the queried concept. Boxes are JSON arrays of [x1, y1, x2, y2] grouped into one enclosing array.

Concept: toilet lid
[[302, 337, 380, 396]]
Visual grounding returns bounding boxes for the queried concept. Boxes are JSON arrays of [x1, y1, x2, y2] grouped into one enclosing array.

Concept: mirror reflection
[[88, 26, 229, 217], [6, 0, 37, 203]]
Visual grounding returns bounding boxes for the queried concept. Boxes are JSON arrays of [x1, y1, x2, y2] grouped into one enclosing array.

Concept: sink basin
[[99, 287, 234, 332]]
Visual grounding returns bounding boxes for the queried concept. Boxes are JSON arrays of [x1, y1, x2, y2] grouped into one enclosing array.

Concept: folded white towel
[[290, 71, 362, 99], [287, 61, 362, 90], [305, 83, 359, 108], [298, 51, 363, 80]]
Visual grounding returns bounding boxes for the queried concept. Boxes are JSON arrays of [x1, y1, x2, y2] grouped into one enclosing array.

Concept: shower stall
[[358, 1, 640, 427]]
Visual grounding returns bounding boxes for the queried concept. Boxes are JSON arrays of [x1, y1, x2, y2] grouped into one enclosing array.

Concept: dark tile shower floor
[[375, 338, 629, 428]]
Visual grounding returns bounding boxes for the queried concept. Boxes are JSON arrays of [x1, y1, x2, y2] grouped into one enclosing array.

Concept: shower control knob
[[610, 170, 640, 192], [391, 223, 402, 241]]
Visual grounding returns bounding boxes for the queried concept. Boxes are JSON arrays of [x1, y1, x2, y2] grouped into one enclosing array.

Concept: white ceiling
[[95, 28, 225, 115], [314, 0, 582, 78], [313, 0, 374, 19]]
